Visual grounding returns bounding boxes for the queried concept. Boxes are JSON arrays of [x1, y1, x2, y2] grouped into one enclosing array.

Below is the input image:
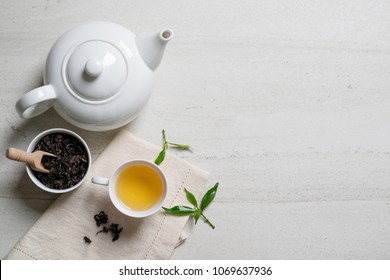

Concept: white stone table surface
[[1, 0, 390, 259]]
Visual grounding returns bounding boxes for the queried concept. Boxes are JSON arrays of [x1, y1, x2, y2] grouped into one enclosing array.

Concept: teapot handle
[[15, 85, 57, 119]]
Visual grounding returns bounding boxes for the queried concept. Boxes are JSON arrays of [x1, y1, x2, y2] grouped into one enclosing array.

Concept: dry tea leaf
[[33, 133, 89, 190]]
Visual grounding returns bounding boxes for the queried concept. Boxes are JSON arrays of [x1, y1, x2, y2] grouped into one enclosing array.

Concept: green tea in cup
[[116, 163, 164, 211], [92, 160, 167, 218]]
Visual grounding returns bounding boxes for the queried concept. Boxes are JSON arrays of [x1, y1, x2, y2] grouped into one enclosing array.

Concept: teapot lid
[[64, 40, 127, 101]]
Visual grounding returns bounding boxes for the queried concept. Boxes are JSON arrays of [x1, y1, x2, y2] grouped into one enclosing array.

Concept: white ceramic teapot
[[15, 21, 173, 131]]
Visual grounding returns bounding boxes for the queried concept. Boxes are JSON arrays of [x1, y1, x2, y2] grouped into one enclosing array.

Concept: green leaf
[[154, 129, 192, 165], [184, 188, 198, 208], [154, 149, 166, 165], [194, 209, 201, 224], [154, 129, 168, 165], [162, 129, 169, 150], [200, 182, 219, 211], [168, 142, 192, 150], [162, 205, 195, 216]]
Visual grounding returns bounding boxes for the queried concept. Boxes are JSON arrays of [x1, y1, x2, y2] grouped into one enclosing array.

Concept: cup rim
[[108, 159, 167, 218], [26, 128, 91, 193]]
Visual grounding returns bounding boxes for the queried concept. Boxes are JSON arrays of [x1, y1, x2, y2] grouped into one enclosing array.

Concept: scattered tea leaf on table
[[83, 236, 92, 244]]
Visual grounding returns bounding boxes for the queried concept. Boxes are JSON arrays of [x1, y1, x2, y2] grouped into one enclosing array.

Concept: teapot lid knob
[[65, 40, 127, 102], [85, 59, 103, 77]]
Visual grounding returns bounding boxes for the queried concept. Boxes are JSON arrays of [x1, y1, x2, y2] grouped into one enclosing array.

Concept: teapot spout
[[136, 28, 174, 71]]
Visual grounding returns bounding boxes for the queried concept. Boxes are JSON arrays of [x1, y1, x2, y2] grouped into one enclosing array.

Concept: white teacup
[[26, 128, 91, 193], [92, 160, 167, 218]]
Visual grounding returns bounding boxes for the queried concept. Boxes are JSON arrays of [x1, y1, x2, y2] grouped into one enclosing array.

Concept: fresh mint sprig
[[154, 129, 192, 165], [163, 182, 219, 229]]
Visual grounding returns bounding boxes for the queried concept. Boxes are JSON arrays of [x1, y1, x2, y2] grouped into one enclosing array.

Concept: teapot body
[[15, 22, 173, 131]]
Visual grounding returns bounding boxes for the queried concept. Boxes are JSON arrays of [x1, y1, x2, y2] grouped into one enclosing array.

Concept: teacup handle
[[91, 176, 110, 186], [15, 85, 57, 119]]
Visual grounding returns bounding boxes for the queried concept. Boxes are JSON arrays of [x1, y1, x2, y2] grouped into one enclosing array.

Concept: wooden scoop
[[6, 147, 56, 174]]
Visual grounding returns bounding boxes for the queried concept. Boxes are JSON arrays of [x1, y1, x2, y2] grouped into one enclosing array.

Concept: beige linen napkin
[[6, 130, 209, 260]]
